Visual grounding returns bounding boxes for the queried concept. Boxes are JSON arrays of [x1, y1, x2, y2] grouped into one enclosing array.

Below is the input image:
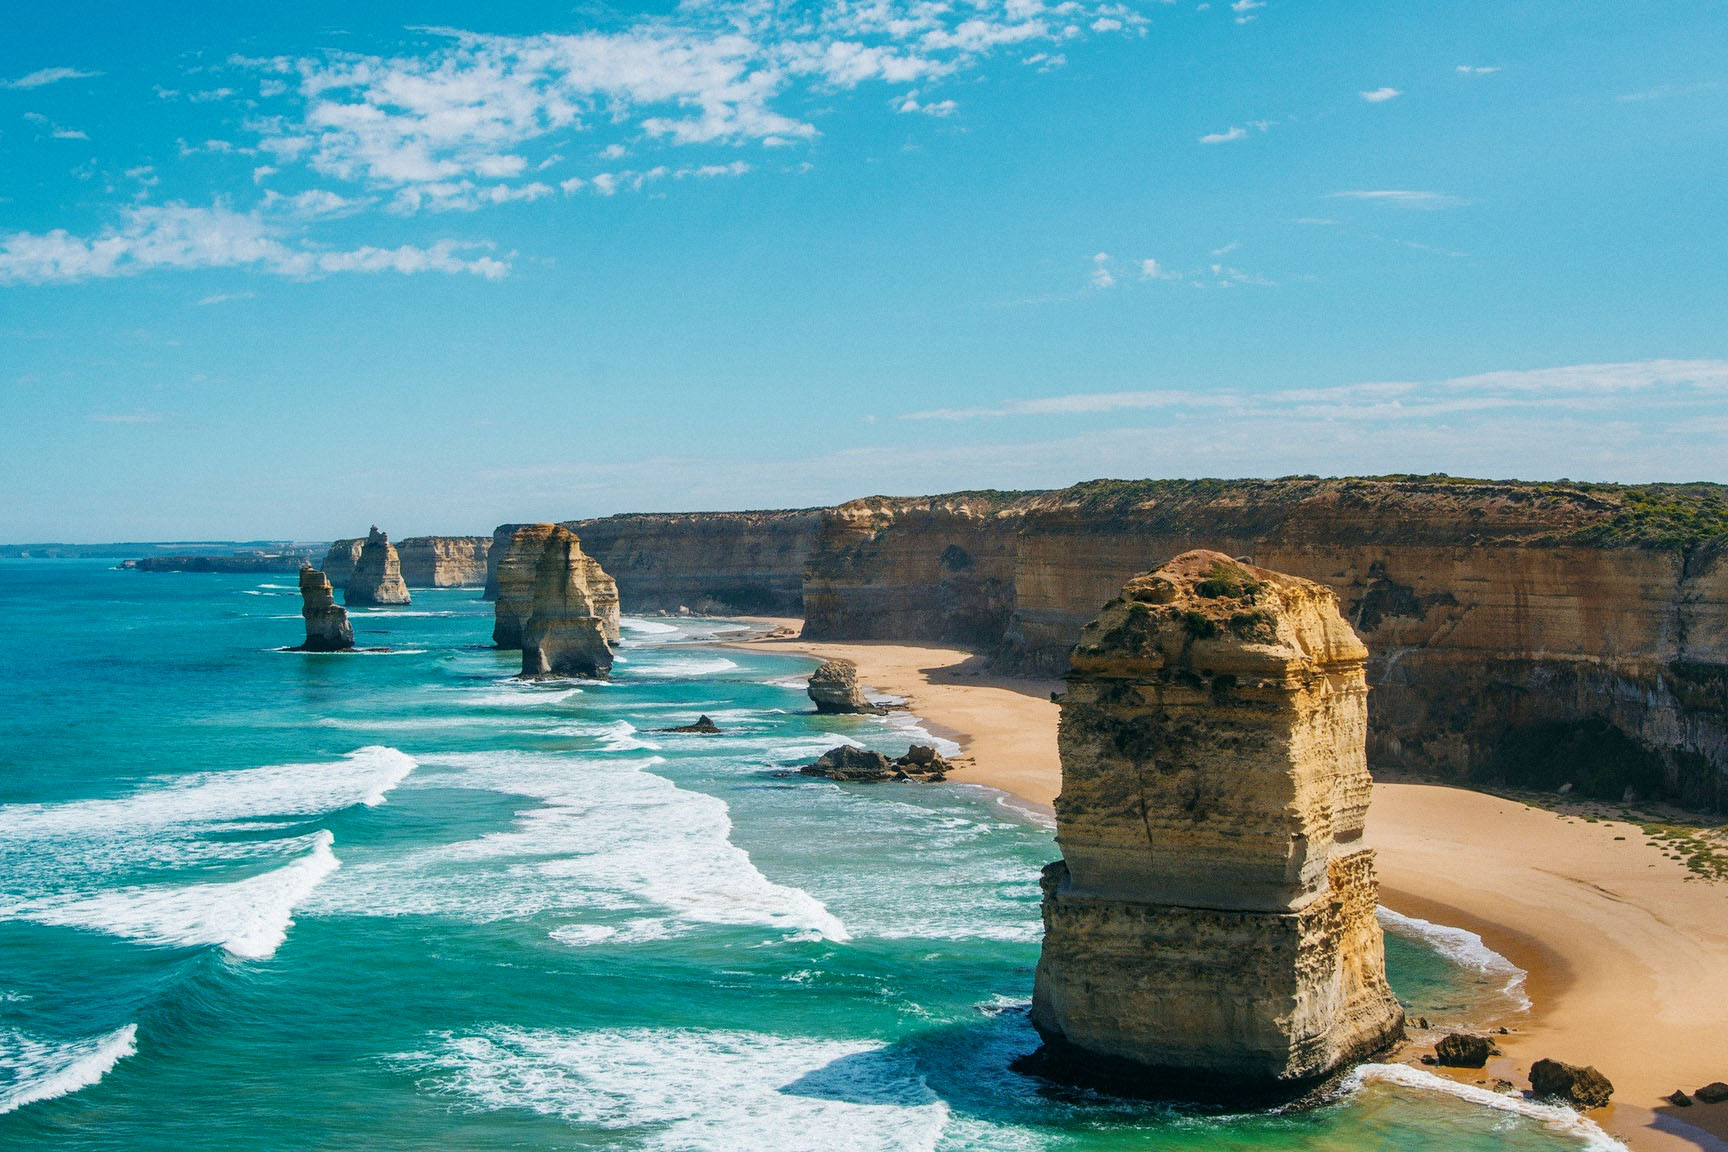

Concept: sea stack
[[344, 526, 411, 606], [494, 523, 621, 650], [806, 658, 885, 714], [1030, 550, 1403, 1100], [518, 525, 620, 679], [295, 566, 354, 651]]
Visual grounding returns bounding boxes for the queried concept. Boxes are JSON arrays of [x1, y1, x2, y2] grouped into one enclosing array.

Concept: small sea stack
[[343, 527, 411, 606], [294, 566, 354, 651], [806, 658, 885, 714], [518, 525, 620, 679], [1029, 550, 1403, 1102]]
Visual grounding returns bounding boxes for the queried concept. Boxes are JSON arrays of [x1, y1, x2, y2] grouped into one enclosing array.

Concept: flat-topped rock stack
[[807, 658, 885, 714], [295, 566, 353, 651], [343, 527, 411, 606], [492, 523, 621, 678], [1030, 549, 1403, 1100]]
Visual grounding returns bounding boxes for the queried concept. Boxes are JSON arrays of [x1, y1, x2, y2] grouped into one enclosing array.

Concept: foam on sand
[[0, 1023, 138, 1116], [1346, 1063, 1626, 1151], [1378, 906, 1531, 1011], [404, 1027, 948, 1152], [15, 831, 340, 959]]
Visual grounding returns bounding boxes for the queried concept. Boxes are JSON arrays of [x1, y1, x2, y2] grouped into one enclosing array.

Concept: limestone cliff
[[569, 509, 822, 615], [806, 658, 884, 714], [343, 527, 411, 606], [295, 566, 354, 651], [483, 524, 530, 601], [495, 524, 621, 652], [1030, 551, 1403, 1098], [519, 526, 618, 679], [396, 536, 490, 587], [321, 539, 364, 590]]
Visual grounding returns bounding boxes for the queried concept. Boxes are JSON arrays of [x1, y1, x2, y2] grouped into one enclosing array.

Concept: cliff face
[[295, 566, 354, 651], [495, 523, 621, 651], [570, 509, 822, 616], [803, 479, 1728, 806], [396, 536, 490, 587], [321, 539, 364, 590], [518, 526, 618, 679], [1030, 552, 1402, 1097], [344, 527, 411, 606], [483, 524, 529, 601]]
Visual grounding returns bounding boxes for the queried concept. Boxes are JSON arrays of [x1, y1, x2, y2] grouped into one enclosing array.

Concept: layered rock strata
[[483, 524, 530, 601], [569, 509, 823, 615], [807, 658, 885, 714], [493, 524, 620, 649], [295, 566, 354, 651], [396, 536, 490, 587], [517, 526, 619, 679], [1030, 551, 1404, 1099], [321, 539, 365, 589], [343, 528, 411, 606]]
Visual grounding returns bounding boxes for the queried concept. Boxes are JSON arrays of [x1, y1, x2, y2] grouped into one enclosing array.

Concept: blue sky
[[1, 0, 1724, 539]]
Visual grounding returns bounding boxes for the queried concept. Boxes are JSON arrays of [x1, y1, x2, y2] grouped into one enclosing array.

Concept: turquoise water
[[0, 562, 1610, 1150]]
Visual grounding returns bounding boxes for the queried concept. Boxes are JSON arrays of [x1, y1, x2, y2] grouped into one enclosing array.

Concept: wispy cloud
[[2, 66, 100, 90], [1199, 125, 1247, 144], [1090, 251, 1115, 289], [22, 112, 88, 140], [1359, 86, 1401, 103], [1230, 0, 1265, 23], [1325, 189, 1466, 209], [1455, 65, 1499, 76], [1616, 81, 1717, 103], [0, 202, 508, 284]]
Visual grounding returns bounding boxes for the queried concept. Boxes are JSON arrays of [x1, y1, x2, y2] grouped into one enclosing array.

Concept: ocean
[[0, 561, 1617, 1150]]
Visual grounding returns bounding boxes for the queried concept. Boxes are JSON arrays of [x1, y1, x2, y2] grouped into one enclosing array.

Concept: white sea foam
[[0, 1023, 138, 1116], [463, 687, 583, 708], [548, 919, 678, 948], [15, 831, 339, 959], [315, 751, 847, 943], [878, 712, 963, 759], [1377, 907, 1531, 1012], [538, 720, 659, 752], [255, 583, 295, 590], [626, 656, 740, 679], [405, 1027, 948, 1152], [620, 617, 681, 635], [1347, 1063, 1627, 1151]]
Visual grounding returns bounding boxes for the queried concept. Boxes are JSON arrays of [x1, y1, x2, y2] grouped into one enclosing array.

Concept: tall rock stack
[[295, 566, 354, 651], [1030, 550, 1403, 1100], [344, 527, 411, 606], [519, 525, 620, 679], [321, 538, 364, 591], [493, 524, 557, 647], [483, 523, 531, 602]]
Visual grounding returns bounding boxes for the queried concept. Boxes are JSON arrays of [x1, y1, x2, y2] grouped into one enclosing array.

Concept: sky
[[1, 0, 1725, 539]]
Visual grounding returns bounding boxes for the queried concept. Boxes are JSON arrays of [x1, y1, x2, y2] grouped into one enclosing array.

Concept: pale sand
[[730, 625, 1728, 1152]]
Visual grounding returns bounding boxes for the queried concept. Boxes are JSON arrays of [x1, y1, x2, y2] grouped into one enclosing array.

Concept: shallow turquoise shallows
[[0, 561, 1608, 1151]]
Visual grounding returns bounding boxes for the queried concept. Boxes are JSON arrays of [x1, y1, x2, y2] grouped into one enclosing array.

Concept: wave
[[401, 1027, 948, 1152], [1347, 1063, 1626, 1151], [1377, 907, 1531, 1011], [463, 687, 583, 708], [538, 720, 659, 752], [0, 1023, 138, 1116], [619, 617, 681, 635], [626, 656, 740, 679], [14, 832, 339, 960]]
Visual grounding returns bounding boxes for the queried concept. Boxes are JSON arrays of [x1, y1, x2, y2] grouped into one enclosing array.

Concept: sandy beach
[[731, 626, 1728, 1152]]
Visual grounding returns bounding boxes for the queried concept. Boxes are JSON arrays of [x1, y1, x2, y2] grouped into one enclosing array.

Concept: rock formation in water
[[321, 538, 365, 590], [800, 744, 952, 782], [493, 524, 620, 650], [482, 524, 528, 601], [395, 536, 490, 587], [806, 658, 885, 714], [295, 566, 354, 651], [1029, 550, 1404, 1100], [659, 715, 723, 734], [343, 527, 411, 606], [517, 525, 619, 679]]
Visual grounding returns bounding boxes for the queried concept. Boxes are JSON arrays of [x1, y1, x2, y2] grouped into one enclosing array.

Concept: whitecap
[[463, 687, 583, 708], [625, 656, 740, 679], [13, 831, 339, 959], [0, 1023, 137, 1116], [620, 617, 681, 635], [1346, 1063, 1626, 1151], [402, 1027, 948, 1152], [1377, 907, 1531, 1011]]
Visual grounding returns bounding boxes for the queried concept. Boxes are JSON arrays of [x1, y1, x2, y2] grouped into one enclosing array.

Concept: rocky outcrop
[[807, 659, 885, 714], [1434, 1033, 1493, 1068], [1695, 1081, 1728, 1104], [659, 715, 722, 734], [800, 744, 952, 782], [483, 524, 530, 601], [801, 478, 1728, 808], [343, 527, 411, 606], [1029, 551, 1404, 1100], [569, 509, 823, 615], [396, 536, 490, 587], [518, 526, 618, 679], [1530, 1059, 1614, 1109], [321, 539, 365, 589], [295, 566, 353, 651], [122, 551, 315, 573], [493, 524, 620, 649]]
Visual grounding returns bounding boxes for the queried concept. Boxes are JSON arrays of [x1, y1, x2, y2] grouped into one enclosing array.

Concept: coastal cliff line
[[497, 477, 1728, 807], [323, 535, 491, 589]]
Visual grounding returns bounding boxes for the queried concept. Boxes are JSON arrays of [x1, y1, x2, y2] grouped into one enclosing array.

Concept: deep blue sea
[[0, 561, 1617, 1150]]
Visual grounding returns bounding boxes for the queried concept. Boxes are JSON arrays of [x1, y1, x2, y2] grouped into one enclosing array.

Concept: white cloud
[[1230, 0, 1264, 22], [897, 90, 958, 116], [1360, 86, 1401, 103], [1090, 251, 1115, 288], [1199, 125, 1246, 144], [195, 291, 256, 305], [22, 112, 88, 140], [2, 67, 101, 90], [0, 202, 507, 284], [1455, 65, 1499, 76], [1325, 189, 1466, 209]]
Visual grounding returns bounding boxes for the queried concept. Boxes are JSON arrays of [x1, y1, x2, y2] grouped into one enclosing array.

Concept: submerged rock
[[1530, 1059, 1614, 1109], [519, 525, 619, 680], [661, 715, 723, 734], [1434, 1033, 1493, 1068], [295, 566, 353, 651], [344, 527, 411, 606], [1029, 550, 1404, 1102], [800, 744, 951, 782], [806, 658, 884, 714]]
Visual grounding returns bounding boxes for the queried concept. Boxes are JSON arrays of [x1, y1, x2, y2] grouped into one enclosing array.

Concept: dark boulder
[[1695, 1081, 1728, 1104], [800, 744, 955, 783], [1434, 1033, 1493, 1068], [660, 715, 723, 735], [1530, 1059, 1614, 1109], [1667, 1090, 1694, 1107]]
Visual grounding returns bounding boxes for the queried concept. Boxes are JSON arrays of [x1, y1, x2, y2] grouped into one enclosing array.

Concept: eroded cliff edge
[[493, 523, 621, 665], [1030, 551, 1403, 1099], [325, 535, 489, 589]]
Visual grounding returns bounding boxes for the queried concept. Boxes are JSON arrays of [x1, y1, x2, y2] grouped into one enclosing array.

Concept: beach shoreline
[[722, 620, 1728, 1152]]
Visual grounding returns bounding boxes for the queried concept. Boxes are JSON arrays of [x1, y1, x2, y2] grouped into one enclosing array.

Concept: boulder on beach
[[1695, 1081, 1728, 1104], [806, 658, 885, 715], [294, 566, 354, 651], [1530, 1059, 1614, 1109], [1434, 1033, 1492, 1068]]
